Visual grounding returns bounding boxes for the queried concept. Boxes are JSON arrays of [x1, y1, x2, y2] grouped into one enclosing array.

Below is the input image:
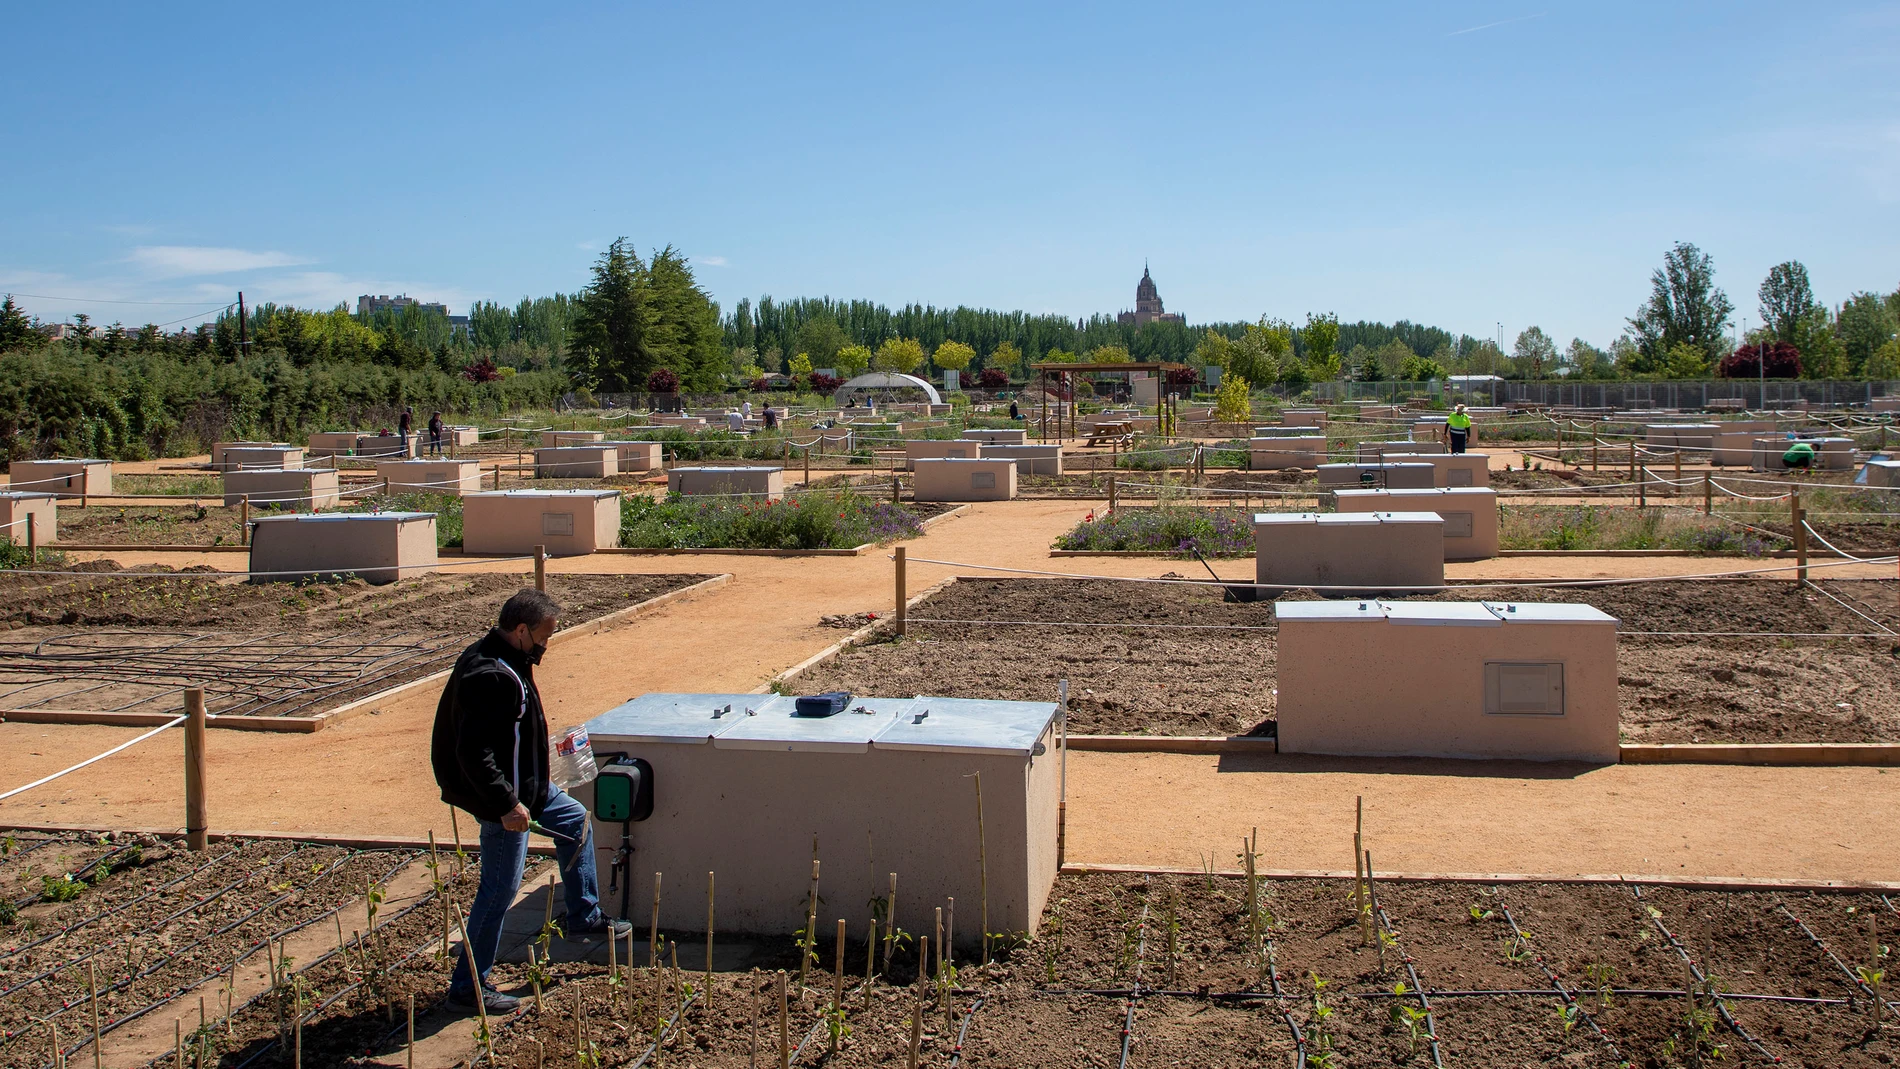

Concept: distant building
[[1116, 266, 1184, 328], [357, 294, 468, 336]]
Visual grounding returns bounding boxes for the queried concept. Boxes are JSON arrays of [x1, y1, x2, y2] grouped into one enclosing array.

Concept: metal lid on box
[[713, 696, 915, 753], [585, 692, 760, 744], [673, 466, 784, 474], [251, 511, 433, 524], [0, 491, 57, 501], [1277, 599, 1616, 627], [468, 489, 620, 499], [1482, 602, 1618, 625], [871, 697, 1059, 756]]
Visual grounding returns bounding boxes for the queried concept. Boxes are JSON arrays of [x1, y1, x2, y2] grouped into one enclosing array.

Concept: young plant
[[1386, 983, 1428, 1054], [1042, 898, 1065, 984], [40, 874, 85, 903], [1556, 1003, 1581, 1038], [1306, 972, 1338, 1069], [1466, 903, 1495, 924], [1500, 929, 1533, 963], [1584, 963, 1616, 1011]]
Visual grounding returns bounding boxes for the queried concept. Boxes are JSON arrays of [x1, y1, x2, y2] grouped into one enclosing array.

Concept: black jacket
[[432, 629, 550, 822]]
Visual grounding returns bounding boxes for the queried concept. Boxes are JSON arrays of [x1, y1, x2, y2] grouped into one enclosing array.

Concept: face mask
[[526, 642, 547, 666]]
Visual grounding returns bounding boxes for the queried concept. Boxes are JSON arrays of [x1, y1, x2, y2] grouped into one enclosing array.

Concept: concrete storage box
[[1357, 440, 1446, 461], [1645, 424, 1719, 450], [542, 430, 606, 448], [1334, 487, 1500, 561], [979, 444, 1063, 476], [581, 693, 1060, 943], [1712, 430, 1760, 465], [1281, 409, 1326, 427], [9, 459, 112, 498], [1873, 397, 1900, 413], [962, 428, 1028, 445], [1275, 600, 1619, 762], [1317, 463, 1435, 489], [668, 466, 784, 500], [903, 440, 980, 470], [1865, 460, 1900, 487], [222, 468, 341, 509], [1254, 512, 1444, 595], [1412, 420, 1448, 442], [463, 489, 621, 555], [447, 426, 481, 448], [1381, 452, 1492, 488], [248, 511, 437, 584], [913, 458, 1017, 502], [1250, 436, 1326, 469], [600, 442, 664, 472], [376, 459, 484, 496], [211, 441, 281, 468], [354, 434, 415, 458], [219, 446, 305, 472], [1751, 437, 1854, 471], [0, 492, 57, 545], [305, 432, 361, 457], [535, 447, 618, 479], [649, 415, 707, 428]]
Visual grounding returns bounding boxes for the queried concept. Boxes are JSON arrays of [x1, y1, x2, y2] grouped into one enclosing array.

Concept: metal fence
[[1309, 379, 1900, 408]]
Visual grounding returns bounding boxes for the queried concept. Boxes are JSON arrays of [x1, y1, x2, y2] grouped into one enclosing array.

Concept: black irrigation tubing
[[0, 842, 247, 966], [945, 990, 987, 1067], [3, 848, 412, 1051], [48, 851, 430, 1069], [214, 887, 457, 1069], [1773, 898, 1899, 1014], [1116, 893, 1152, 1069], [1264, 935, 1307, 1068], [0, 835, 80, 864], [1625, 883, 1780, 1064], [787, 978, 870, 1066], [1371, 903, 1444, 1069], [6, 840, 143, 913], [1032, 984, 1875, 1007], [1500, 907, 1629, 1067], [0, 844, 311, 1002]]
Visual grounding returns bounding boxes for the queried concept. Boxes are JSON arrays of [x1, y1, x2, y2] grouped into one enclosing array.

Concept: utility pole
[[237, 291, 248, 359]]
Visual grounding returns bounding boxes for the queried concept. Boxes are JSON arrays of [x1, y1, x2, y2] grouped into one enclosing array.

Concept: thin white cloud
[[696, 255, 730, 267], [126, 245, 312, 278], [1446, 12, 1547, 36]]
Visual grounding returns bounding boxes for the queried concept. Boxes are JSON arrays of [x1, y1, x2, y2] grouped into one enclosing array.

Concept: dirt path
[[2, 497, 1896, 884]]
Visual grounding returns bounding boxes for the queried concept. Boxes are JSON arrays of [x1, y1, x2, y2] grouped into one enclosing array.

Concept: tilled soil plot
[[0, 831, 482, 1069], [796, 578, 1900, 741], [52, 504, 251, 546], [0, 569, 710, 719]]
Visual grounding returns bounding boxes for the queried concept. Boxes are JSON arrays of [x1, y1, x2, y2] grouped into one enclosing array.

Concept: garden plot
[[0, 830, 526, 1069], [795, 577, 1900, 742], [0, 569, 709, 722]]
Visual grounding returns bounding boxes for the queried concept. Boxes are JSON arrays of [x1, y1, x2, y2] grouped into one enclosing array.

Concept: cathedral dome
[[1136, 267, 1158, 303]]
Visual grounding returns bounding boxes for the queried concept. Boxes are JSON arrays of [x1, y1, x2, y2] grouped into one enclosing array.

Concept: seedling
[[1307, 972, 1338, 1068], [40, 874, 85, 903], [1500, 929, 1533, 963], [1162, 880, 1181, 989], [1387, 982, 1427, 1053], [1556, 1003, 1581, 1037], [1467, 903, 1495, 923], [1584, 963, 1616, 1011], [1042, 898, 1065, 983]]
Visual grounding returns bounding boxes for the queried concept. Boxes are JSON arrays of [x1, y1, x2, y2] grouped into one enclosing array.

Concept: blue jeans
[[449, 783, 601, 996]]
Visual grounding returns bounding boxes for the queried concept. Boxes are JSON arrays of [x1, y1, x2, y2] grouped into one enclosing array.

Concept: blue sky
[[3, 2, 1895, 347]]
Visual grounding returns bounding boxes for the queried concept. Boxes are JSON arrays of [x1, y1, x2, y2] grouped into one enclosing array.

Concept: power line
[[1, 290, 232, 307]]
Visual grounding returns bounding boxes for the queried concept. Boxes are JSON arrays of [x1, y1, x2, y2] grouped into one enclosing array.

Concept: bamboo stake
[[799, 860, 820, 990], [88, 960, 101, 1069], [883, 873, 899, 971], [574, 983, 584, 1062], [748, 971, 761, 1069], [650, 871, 663, 966], [1354, 797, 1369, 946], [175, 1019, 183, 1069], [831, 918, 847, 1055], [1366, 850, 1385, 974], [406, 994, 415, 1069], [934, 908, 943, 977], [609, 925, 620, 1011], [50, 1019, 61, 1069], [294, 1004, 302, 1069], [453, 905, 495, 1063], [449, 807, 465, 879], [972, 772, 990, 964], [707, 870, 716, 1008], [946, 897, 955, 967], [777, 972, 790, 1069], [907, 997, 923, 1069], [526, 945, 544, 1010]]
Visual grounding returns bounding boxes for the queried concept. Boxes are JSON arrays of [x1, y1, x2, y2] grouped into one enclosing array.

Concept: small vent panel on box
[[1484, 662, 1564, 716]]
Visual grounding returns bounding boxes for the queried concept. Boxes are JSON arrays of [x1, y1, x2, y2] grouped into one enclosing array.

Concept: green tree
[[1229, 320, 1288, 387], [1347, 343, 1379, 380], [787, 352, 814, 381], [0, 296, 44, 353], [872, 337, 925, 374], [834, 344, 871, 377], [1865, 338, 1900, 381], [988, 340, 1024, 376], [1371, 337, 1416, 380], [1628, 242, 1732, 369], [794, 315, 849, 368], [1565, 338, 1611, 378], [1758, 261, 1816, 346], [1512, 327, 1558, 378], [642, 245, 724, 390], [932, 340, 976, 374], [1193, 330, 1234, 371], [1278, 359, 1310, 391], [569, 238, 652, 391], [1661, 341, 1710, 379], [1042, 348, 1078, 363], [1836, 292, 1898, 376], [1399, 354, 1447, 381], [1213, 374, 1251, 421], [1086, 344, 1132, 363], [1300, 312, 1339, 371], [1789, 306, 1844, 378]]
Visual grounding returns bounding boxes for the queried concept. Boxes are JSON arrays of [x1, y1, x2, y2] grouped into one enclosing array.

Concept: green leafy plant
[[0, 898, 16, 926], [40, 874, 86, 902], [1307, 973, 1338, 1068], [1042, 898, 1064, 983], [1387, 983, 1428, 1053], [1556, 1003, 1581, 1037], [1467, 903, 1495, 923], [1585, 963, 1616, 1011]]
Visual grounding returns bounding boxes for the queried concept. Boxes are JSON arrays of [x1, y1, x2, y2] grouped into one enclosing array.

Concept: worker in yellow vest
[[1445, 404, 1474, 454]]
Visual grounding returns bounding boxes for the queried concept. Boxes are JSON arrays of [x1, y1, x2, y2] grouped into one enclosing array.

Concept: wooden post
[[88, 960, 102, 1069], [649, 871, 662, 966], [25, 512, 35, 564], [1638, 464, 1647, 509], [804, 445, 811, 487], [1108, 471, 1117, 513], [1704, 471, 1713, 516], [706, 870, 716, 1006], [1353, 796, 1368, 946], [894, 547, 907, 637], [1591, 440, 1598, 472], [1792, 493, 1808, 583], [1628, 440, 1636, 485], [240, 496, 250, 544], [534, 545, 547, 592], [830, 919, 847, 1053], [185, 689, 207, 850], [1556, 423, 1563, 464], [777, 972, 790, 1069], [406, 995, 415, 1069], [1673, 447, 1682, 496]]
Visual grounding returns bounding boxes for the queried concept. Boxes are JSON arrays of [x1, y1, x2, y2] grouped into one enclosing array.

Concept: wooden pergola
[[1028, 361, 1194, 441]]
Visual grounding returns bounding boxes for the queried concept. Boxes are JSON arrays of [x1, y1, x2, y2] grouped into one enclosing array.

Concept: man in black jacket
[[432, 588, 631, 1014]]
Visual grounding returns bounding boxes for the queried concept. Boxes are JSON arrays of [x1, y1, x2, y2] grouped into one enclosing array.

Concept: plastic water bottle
[[550, 726, 598, 791]]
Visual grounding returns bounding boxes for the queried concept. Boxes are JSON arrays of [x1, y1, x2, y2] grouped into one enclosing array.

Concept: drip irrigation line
[[0, 842, 247, 966], [944, 990, 987, 1067], [1625, 882, 1779, 1063], [0, 716, 184, 803], [1500, 906, 1627, 1064], [3, 840, 144, 913], [1115, 894, 1151, 1069], [0, 844, 309, 998], [1371, 902, 1444, 1068], [1264, 929, 1306, 1067], [1773, 899, 1899, 1015], [0, 553, 536, 581], [1038, 985, 1881, 1006], [896, 614, 1897, 639], [1795, 572, 1900, 636]]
